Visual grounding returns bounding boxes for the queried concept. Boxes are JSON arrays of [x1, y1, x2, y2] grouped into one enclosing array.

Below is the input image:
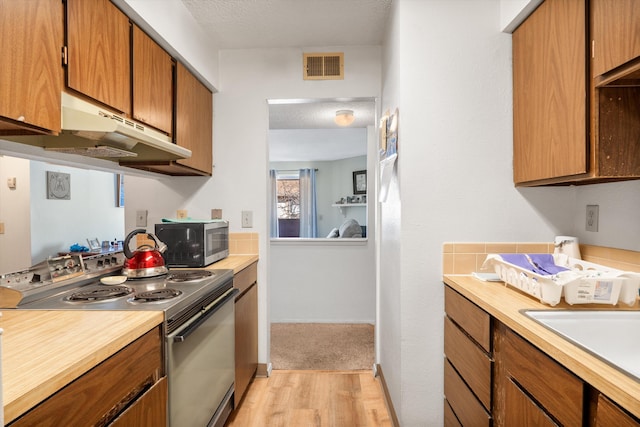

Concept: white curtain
[[299, 168, 318, 238], [269, 169, 279, 238]]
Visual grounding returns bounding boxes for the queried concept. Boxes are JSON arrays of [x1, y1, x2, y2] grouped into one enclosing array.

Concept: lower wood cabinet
[[445, 283, 640, 426], [496, 324, 583, 426], [444, 286, 492, 427], [234, 261, 258, 407], [596, 394, 640, 427], [9, 327, 165, 426]]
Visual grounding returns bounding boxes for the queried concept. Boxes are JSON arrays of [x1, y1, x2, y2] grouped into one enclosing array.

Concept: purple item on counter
[[499, 253, 569, 276]]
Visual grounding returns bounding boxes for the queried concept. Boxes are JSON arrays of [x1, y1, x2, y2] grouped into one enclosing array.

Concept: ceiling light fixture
[[335, 109, 355, 127]]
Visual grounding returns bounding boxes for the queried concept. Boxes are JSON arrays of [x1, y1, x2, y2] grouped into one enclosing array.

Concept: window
[[276, 171, 300, 237]]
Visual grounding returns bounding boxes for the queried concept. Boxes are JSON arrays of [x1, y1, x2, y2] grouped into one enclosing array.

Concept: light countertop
[[204, 254, 258, 274], [444, 274, 640, 419], [1, 310, 163, 423]]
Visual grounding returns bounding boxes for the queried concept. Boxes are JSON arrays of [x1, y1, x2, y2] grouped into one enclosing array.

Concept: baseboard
[[376, 364, 400, 427], [256, 362, 272, 377]]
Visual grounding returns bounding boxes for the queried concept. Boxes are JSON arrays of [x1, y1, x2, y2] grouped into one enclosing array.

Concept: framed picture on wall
[[353, 170, 367, 195]]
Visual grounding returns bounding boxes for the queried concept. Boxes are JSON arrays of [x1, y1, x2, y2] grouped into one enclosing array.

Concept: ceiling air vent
[[303, 52, 344, 80]]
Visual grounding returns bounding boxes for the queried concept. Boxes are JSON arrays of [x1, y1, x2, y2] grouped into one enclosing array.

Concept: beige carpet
[[270, 323, 374, 370]]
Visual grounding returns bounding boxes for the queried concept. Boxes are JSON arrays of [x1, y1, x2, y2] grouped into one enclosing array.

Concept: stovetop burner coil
[[166, 270, 213, 282], [67, 285, 133, 302], [133, 288, 182, 302]]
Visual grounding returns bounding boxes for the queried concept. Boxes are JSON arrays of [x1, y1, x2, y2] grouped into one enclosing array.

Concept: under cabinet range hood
[[3, 92, 192, 162]]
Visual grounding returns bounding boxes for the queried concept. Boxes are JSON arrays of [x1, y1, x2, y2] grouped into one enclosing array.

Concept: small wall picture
[[353, 170, 367, 195], [46, 171, 71, 200]]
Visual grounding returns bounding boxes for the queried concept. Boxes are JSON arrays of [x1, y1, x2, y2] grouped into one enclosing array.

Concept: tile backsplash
[[443, 242, 640, 275], [229, 233, 259, 255]]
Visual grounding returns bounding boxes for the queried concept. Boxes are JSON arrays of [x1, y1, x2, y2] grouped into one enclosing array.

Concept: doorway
[[267, 97, 377, 370]]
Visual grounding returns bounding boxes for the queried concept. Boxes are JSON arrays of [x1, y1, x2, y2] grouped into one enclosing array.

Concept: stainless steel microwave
[[154, 221, 229, 267]]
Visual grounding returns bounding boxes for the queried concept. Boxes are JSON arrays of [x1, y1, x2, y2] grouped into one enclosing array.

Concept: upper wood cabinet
[[591, 0, 640, 79], [132, 25, 173, 135], [512, 0, 588, 184], [0, 0, 63, 134], [66, 0, 131, 115], [175, 62, 213, 175], [513, 0, 640, 186]]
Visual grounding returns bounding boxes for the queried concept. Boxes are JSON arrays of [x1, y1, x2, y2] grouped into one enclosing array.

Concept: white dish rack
[[483, 254, 640, 306]]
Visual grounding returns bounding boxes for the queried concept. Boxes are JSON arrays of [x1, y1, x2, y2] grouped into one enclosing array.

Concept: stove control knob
[[104, 258, 111, 266], [111, 257, 118, 265], [97, 260, 104, 268]]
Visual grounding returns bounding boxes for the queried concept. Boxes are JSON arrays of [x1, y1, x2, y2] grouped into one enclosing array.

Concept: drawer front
[[234, 262, 257, 296], [444, 316, 492, 410], [445, 285, 491, 352], [444, 359, 491, 427], [503, 328, 583, 427]]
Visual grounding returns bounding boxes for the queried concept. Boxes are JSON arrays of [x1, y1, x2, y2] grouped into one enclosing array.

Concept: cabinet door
[[235, 282, 258, 406], [0, 0, 62, 133], [66, 0, 131, 115], [592, 0, 640, 78], [502, 327, 583, 427], [175, 62, 213, 174], [504, 378, 559, 427], [512, 0, 588, 184], [596, 394, 640, 427], [132, 25, 173, 134]]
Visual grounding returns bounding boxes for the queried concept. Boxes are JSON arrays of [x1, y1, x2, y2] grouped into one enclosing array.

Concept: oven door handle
[[173, 288, 239, 343]]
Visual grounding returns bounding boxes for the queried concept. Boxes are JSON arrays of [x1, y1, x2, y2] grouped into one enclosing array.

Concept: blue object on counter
[[500, 253, 569, 276], [70, 243, 89, 252]]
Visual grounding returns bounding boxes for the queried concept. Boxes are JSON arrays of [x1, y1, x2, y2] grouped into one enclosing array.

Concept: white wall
[[270, 240, 375, 323], [379, 1, 575, 425], [125, 45, 382, 365], [29, 162, 125, 263], [0, 156, 31, 272]]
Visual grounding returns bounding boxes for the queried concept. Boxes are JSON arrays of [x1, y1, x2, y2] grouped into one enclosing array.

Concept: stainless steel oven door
[[167, 287, 238, 426]]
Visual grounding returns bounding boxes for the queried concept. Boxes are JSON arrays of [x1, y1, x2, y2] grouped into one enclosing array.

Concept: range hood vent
[[2, 93, 191, 162]]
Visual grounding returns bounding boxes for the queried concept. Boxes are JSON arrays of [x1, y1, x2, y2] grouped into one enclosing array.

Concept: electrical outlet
[[136, 210, 148, 227], [242, 210, 253, 228], [586, 204, 599, 232]]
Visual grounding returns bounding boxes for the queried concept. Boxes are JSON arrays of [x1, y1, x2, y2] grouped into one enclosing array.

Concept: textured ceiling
[[180, 0, 392, 49]]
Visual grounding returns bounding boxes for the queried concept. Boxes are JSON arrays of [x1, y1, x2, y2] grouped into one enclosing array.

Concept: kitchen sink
[[523, 310, 640, 381]]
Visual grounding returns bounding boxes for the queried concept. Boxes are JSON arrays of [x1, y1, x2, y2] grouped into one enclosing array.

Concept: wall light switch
[[7, 177, 16, 189], [242, 210, 253, 228], [586, 204, 599, 232], [136, 210, 148, 227]]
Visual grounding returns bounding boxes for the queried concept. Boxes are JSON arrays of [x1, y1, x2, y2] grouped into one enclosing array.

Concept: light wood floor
[[226, 370, 393, 427]]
